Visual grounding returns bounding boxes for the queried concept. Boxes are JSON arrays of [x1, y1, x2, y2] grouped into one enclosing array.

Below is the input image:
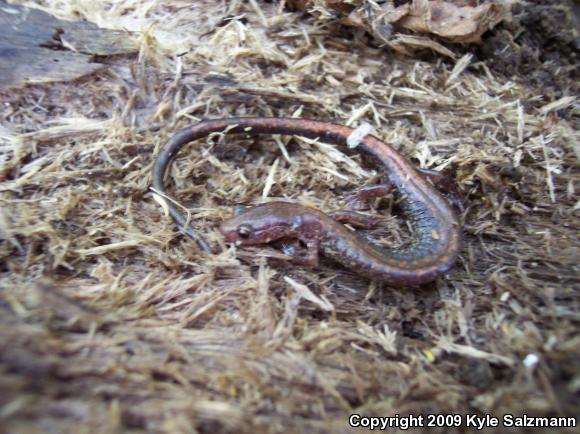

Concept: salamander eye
[[237, 223, 254, 239]]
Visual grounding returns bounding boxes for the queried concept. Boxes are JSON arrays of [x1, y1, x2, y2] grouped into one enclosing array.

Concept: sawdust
[[0, 0, 579, 433]]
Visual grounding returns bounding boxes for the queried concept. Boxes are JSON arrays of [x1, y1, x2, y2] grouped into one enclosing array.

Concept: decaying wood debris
[[0, 0, 578, 433], [288, 0, 511, 56], [0, 0, 138, 87]]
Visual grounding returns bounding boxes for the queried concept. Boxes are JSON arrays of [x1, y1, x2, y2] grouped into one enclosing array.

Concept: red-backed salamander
[[152, 117, 461, 286]]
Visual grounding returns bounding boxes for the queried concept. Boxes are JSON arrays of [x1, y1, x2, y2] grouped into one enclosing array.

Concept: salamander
[[152, 117, 462, 285]]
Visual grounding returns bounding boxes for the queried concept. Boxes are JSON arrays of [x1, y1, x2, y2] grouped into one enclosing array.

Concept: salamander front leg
[[273, 238, 320, 266], [417, 168, 464, 212], [344, 183, 392, 210], [275, 238, 300, 257], [289, 238, 320, 266]]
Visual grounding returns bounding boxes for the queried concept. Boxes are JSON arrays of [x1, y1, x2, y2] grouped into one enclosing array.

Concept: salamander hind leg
[[417, 168, 464, 212], [328, 210, 382, 229], [344, 183, 392, 210]]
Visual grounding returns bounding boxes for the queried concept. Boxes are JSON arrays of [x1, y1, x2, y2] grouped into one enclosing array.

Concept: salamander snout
[[219, 220, 257, 245], [220, 202, 299, 246]]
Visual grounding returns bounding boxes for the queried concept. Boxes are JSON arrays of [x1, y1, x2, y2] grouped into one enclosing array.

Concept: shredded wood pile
[[0, 1, 578, 433]]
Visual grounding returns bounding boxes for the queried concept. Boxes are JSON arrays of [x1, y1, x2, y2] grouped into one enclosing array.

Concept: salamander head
[[220, 202, 299, 246]]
